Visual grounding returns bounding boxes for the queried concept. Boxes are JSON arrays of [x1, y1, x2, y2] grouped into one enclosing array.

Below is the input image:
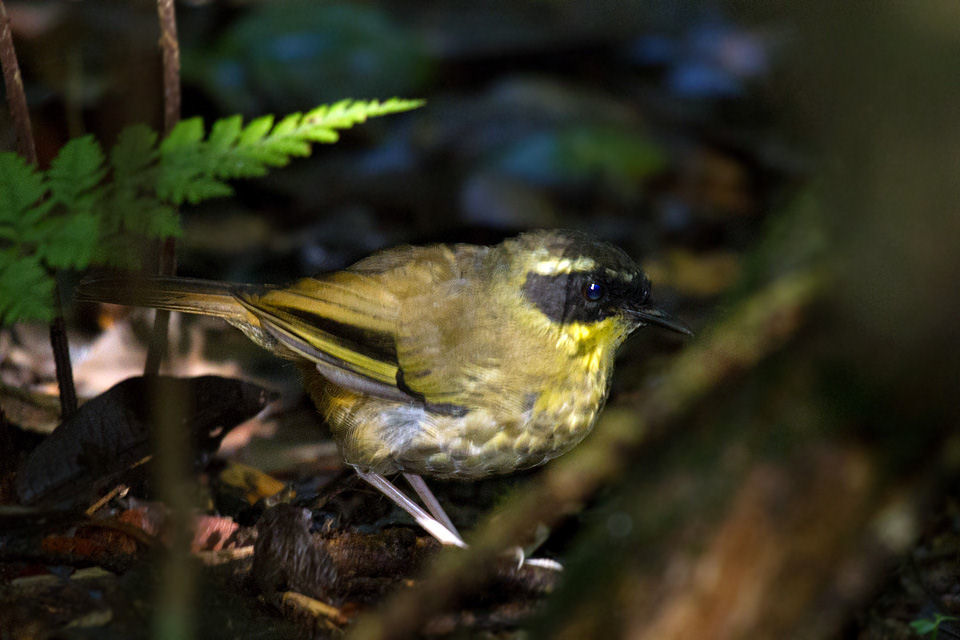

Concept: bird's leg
[[402, 472, 461, 540], [356, 470, 561, 570], [354, 469, 467, 548]]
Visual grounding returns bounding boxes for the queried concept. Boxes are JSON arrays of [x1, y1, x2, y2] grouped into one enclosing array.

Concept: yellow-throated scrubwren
[[77, 229, 690, 550]]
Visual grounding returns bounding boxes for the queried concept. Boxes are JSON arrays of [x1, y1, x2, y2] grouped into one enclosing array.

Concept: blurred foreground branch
[[348, 269, 824, 640], [144, 0, 181, 375]]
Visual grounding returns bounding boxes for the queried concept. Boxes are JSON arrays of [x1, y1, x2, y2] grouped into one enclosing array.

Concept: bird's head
[[495, 230, 691, 356]]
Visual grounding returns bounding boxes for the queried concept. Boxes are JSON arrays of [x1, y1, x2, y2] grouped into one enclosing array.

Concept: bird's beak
[[628, 305, 694, 336]]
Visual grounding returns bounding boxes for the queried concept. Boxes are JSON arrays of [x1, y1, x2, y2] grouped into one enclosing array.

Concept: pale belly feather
[[312, 362, 613, 480]]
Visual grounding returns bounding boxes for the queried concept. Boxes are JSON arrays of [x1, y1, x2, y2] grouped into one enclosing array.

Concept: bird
[[77, 229, 691, 553]]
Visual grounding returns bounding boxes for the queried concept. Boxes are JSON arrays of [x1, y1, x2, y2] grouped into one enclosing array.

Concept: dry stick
[[0, 1, 77, 418], [143, 0, 181, 376], [48, 308, 77, 417], [157, 0, 181, 137], [347, 270, 824, 640], [0, 2, 34, 164]]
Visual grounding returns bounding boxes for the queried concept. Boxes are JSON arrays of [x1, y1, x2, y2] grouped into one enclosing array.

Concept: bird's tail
[[75, 275, 257, 324]]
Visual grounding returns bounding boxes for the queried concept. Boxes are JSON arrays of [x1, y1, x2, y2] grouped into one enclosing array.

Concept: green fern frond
[[0, 153, 48, 232], [0, 97, 424, 323], [48, 136, 107, 212], [0, 252, 55, 324], [157, 98, 424, 204]]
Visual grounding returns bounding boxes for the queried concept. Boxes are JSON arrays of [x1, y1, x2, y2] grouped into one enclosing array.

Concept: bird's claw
[[505, 545, 563, 571]]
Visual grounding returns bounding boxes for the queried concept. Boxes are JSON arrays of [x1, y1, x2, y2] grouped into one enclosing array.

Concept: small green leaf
[[0, 252, 55, 324], [111, 125, 158, 178], [33, 212, 99, 269], [211, 155, 267, 179], [181, 178, 234, 205], [17, 200, 56, 233], [160, 117, 205, 153], [911, 619, 936, 634], [268, 138, 312, 157], [0, 153, 46, 225], [910, 614, 958, 638], [251, 148, 291, 168], [157, 144, 204, 205], [303, 128, 339, 143], [271, 113, 302, 137], [304, 98, 424, 126], [48, 135, 107, 211], [373, 97, 426, 115], [208, 115, 243, 151], [239, 115, 275, 145], [145, 204, 182, 238]]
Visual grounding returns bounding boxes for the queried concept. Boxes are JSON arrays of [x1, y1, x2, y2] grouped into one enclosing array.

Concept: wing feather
[[237, 273, 401, 387], [235, 243, 503, 412]]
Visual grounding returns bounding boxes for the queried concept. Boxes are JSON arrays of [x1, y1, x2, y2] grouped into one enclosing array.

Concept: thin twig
[[0, 1, 77, 418], [0, 1, 35, 164], [143, 241, 176, 374], [144, 0, 181, 376], [156, 0, 180, 136], [48, 300, 78, 417], [148, 4, 195, 639], [346, 270, 824, 640]]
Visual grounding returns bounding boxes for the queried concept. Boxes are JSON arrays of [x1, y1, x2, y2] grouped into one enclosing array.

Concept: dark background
[[2, 1, 959, 638]]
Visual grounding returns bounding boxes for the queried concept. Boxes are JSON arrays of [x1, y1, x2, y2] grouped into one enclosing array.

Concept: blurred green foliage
[[910, 614, 958, 638], [183, 2, 432, 114], [495, 125, 666, 196], [0, 149, 100, 324]]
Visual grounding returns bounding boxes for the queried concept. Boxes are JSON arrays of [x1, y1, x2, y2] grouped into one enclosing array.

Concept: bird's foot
[[505, 545, 564, 571], [355, 469, 561, 570]]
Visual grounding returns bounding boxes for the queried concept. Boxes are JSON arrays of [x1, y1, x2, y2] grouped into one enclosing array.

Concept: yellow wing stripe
[[258, 275, 398, 332], [236, 287, 400, 386], [256, 291, 394, 333], [244, 303, 399, 384]]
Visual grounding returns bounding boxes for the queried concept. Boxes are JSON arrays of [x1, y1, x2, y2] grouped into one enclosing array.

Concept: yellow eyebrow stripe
[[531, 256, 597, 275]]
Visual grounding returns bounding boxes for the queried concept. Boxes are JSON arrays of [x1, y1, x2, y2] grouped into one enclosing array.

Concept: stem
[[49, 289, 78, 417], [0, 401, 11, 472], [0, 0, 77, 419], [156, 0, 181, 136], [144, 0, 181, 376], [150, 378, 196, 640], [0, 1, 35, 164], [149, 5, 194, 640], [143, 239, 176, 374]]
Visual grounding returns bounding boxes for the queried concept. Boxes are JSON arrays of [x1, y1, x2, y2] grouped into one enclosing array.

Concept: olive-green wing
[[235, 243, 476, 406], [236, 271, 403, 391], [390, 244, 532, 415], [391, 279, 486, 412]]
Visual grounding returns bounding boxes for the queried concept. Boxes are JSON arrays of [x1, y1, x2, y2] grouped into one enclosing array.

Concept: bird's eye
[[582, 281, 605, 302]]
